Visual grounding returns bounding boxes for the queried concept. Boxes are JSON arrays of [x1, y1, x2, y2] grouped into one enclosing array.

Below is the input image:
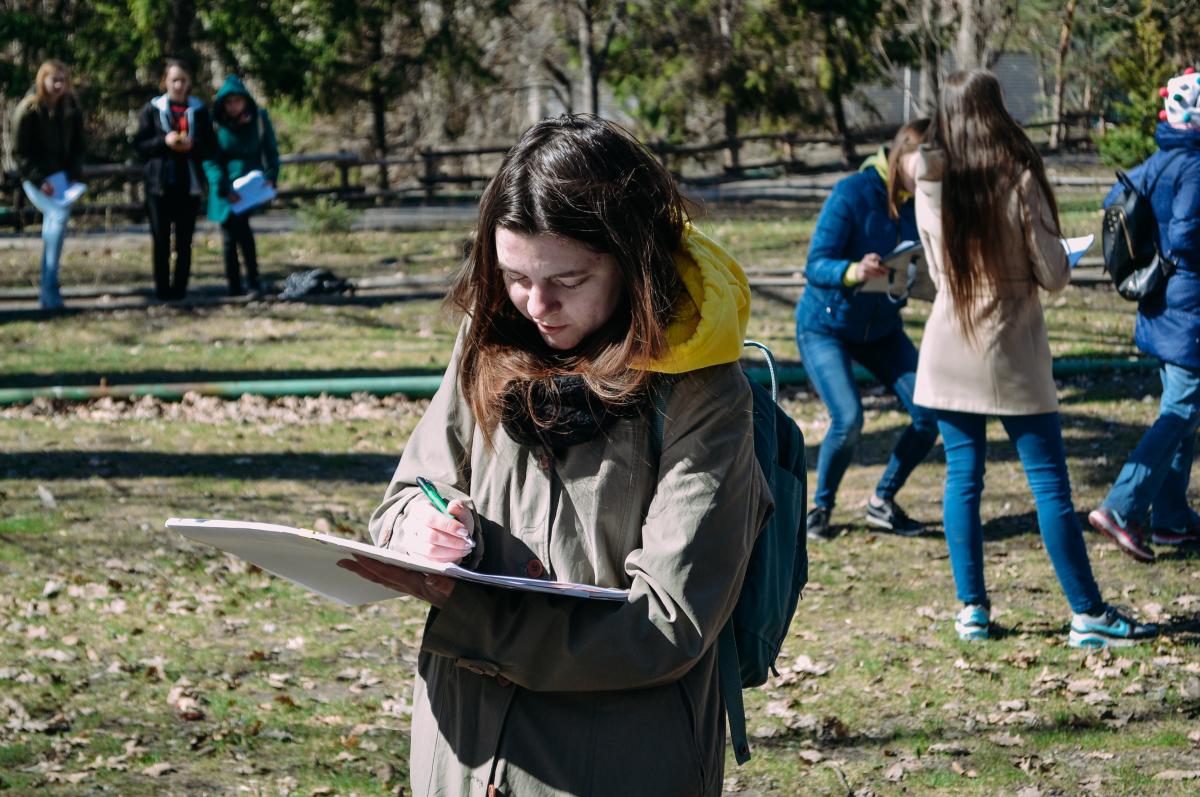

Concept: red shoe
[[1088, 508, 1156, 562]]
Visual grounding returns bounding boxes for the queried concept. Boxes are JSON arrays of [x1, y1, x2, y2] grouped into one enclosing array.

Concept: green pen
[[415, 476, 452, 516]]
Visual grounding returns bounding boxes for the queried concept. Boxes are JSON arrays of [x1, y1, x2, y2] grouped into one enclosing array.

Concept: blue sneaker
[[1068, 606, 1158, 648], [955, 604, 989, 641]]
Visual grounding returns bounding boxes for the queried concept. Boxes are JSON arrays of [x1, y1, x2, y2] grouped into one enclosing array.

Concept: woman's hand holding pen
[[855, 252, 889, 282], [400, 497, 475, 563]]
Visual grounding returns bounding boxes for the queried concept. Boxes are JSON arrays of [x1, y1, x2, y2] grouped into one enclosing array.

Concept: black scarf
[[501, 375, 644, 449]]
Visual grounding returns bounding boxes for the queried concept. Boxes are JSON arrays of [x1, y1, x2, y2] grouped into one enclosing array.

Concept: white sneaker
[[955, 604, 989, 641]]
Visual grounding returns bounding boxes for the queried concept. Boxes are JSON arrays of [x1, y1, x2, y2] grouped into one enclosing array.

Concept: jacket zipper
[[541, 446, 558, 576]]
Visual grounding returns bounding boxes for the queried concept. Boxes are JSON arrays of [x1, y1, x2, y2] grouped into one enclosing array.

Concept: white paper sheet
[[1061, 234, 1095, 268], [229, 170, 276, 215], [860, 240, 936, 301], [23, 171, 86, 214], [167, 517, 629, 605]]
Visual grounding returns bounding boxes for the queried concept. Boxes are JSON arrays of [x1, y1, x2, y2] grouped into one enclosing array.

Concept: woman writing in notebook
[[796, 119, 939, 540], [342, 115, 771, 796]]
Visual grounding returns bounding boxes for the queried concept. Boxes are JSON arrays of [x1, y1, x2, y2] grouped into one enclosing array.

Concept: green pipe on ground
[[0, 357, 1157, 406]]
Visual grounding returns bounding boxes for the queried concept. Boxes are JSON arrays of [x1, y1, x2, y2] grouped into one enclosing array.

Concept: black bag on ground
[[277, 268, 353, 301], [1102, 152, 1183, 301]]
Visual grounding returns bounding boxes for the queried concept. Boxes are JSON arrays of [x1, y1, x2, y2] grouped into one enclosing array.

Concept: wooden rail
[[1, 116, 1109, 230]]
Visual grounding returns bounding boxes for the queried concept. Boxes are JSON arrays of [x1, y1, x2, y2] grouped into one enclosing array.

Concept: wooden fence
[[1, 114, 1103, 231]]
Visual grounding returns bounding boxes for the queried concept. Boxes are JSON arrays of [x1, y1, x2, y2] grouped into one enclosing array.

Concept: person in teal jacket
[[202, 75, 279, 296]]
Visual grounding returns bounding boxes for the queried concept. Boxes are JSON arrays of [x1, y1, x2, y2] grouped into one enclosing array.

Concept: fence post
[[422, 149, 438, 203], [724, 136, 741, 174], [337, 152, 352, 193]]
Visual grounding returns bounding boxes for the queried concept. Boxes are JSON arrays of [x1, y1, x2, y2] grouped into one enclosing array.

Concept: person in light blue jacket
[[796, 120, 938, 540], [1089, 70, 1200, 562]]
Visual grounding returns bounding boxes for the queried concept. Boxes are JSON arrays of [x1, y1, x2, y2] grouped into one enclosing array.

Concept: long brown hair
[[932, 69, 1061, 338], [448, 115, 686, 437], [886, 118, 929, 219], [34, 59, 71, 106]]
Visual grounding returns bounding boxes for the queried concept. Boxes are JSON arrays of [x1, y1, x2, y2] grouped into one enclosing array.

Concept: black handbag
[[1102, 151, 1184, 301]]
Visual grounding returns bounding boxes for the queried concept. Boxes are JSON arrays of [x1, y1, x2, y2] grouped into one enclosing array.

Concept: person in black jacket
[[133, 59, 215, 301], [13, 59, 84, 310]]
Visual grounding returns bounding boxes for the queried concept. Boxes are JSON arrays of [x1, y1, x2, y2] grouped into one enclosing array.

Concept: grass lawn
[[3, 201, 1200, 795]]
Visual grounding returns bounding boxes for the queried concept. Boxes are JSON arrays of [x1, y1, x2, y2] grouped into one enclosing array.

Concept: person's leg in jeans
[[799, 328, 864, 512], [236, 215, 260, 291], [222, 214, 245, 294], [1104, 361, 1200, 524], [853, 327, 940, 502], [1001, 413, 1105, 615], [147, 193, 172, 299], [170, 195, 199, 299], [24, 181, 69, 309], [936, 410, 989, 607], [1150, 432, 1196, 531]]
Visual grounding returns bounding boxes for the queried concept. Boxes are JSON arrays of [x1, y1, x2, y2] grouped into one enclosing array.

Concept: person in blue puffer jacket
[[1088, 70, 1200, 562], [796, 119, 939, 540]]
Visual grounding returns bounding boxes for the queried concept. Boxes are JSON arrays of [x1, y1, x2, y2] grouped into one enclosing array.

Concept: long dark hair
[[886, 118, 929, 219], [447, 115, 686, 437], [932, 69, 1061, 337]]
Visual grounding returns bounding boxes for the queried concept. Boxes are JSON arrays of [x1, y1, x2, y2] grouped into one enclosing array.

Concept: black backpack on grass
[[277, 268, 353, 301], [650, 341, 807, 765], [1102, 151, 1183, 301]]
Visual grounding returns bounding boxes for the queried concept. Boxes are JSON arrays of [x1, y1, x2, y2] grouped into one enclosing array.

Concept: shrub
[[294, 196, 359, 235], [1094, 125, 1158, 169]]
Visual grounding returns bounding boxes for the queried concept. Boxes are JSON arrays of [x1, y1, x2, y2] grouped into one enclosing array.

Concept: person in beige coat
[[913, 69, 1156, 649], [340, 116, 772, 797]]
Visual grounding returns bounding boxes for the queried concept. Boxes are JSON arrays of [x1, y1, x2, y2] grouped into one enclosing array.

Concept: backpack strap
[[648, 369, 754, 765]]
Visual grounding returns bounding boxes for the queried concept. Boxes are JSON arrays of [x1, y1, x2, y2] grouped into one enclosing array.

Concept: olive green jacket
[[370, 328, 771, 797], [12, 94, 85, 185]]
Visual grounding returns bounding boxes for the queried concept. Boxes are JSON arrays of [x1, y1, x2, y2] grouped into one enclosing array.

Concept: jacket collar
[[1155, 121, 1200, 152], [152, 94, 204, 113]]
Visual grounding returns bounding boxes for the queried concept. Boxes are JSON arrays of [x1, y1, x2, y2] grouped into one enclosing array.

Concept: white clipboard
[[167, 517, 630, 605]]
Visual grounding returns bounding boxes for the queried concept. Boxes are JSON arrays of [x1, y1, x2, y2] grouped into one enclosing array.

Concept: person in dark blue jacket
[[797, 119, 938, 540], [1089, 70, 1200, 562]]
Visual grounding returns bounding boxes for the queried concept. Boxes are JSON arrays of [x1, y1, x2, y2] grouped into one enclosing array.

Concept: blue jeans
[[937, 410, 1104, 615], [23, 181, 70, 309], [1103, 361, 1200, 529], [799, 325, 939, 509]]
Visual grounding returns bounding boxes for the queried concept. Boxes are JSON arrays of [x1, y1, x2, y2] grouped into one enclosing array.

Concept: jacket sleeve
[[133, 104, 169, 160], [1166, 160, 1200, 269], [369, 322, 483, 565], [1020, 171, 1070, 292], [804, 187, 856, 287], [202, 120, 230, 198], [259, 109, 280, 184], [419, 364, 771, 693], [13, 103, 45, 185]]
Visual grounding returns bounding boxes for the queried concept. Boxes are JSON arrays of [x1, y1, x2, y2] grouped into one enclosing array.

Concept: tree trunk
[[955, 0, 985, 71], [823, 15, 855, 166], [1049, 0, 1077, 150], [718, 0, 740, 171], [366, 28, 389, 192], [918, 0, 940, 115], [168, 0, 196, 59], [577, 1, 600, 116]]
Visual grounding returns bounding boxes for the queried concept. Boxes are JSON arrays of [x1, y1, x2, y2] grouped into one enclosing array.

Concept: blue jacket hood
[[1155, 121, 1200, 153]]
